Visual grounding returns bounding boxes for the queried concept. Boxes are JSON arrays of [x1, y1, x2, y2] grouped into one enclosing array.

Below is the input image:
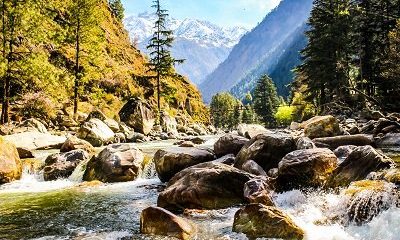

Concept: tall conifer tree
[[147, 0, 184, 118], [253, 75, 279, 127], [67, 0, 103, 116]]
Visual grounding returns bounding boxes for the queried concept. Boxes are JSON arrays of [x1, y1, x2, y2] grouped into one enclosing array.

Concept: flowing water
[[1, 137, 400, 240]]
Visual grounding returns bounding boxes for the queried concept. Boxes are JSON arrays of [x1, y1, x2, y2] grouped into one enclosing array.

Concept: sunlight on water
[[275, 189, 400, 240], [1, 137, 399, 240], [0, 169, 75, 194]]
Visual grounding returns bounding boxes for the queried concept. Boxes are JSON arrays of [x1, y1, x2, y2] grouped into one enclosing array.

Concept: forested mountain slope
[[231, 23, 308, 100], [0, 0, 207, 121], [199, 0, 313, 103]]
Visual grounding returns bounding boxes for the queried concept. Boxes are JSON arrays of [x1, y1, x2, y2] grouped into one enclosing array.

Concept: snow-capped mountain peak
[[123, 13, 248, 85], [124, 13, 248, 48]]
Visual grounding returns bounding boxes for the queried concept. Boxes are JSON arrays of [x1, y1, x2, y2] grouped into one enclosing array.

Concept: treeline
[[210, 75, 296, 129], [295, 0, 400, 113]]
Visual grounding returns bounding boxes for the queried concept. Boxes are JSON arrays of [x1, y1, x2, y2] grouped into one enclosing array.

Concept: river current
[[0, 137, 399, 240]]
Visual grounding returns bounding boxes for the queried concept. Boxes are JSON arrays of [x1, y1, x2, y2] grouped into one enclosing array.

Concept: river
[[0, 136, 400, 240]]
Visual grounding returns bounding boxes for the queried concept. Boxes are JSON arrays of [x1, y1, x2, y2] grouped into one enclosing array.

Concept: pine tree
[[67, 0, 103, 116], [232, 102, 242, 129], [0, 0, 55, 123], [353, 0, 400, 106], [109, 0, 124, 22], [381, 20, 400, 110], [147, 0, 184, 118], [253, 75, 279, 127], [242, 104, 255, 124], [295, 0, 353, 111], [210, 92, 238, 129]]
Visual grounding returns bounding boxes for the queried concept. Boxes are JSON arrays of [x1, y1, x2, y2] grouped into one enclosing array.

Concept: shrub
[[19, 92, 57, 121], [275, 106, 295, 127]]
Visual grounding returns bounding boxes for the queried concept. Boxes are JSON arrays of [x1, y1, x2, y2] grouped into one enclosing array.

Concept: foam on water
[[0, 168, 75, 193], [274, 189, 400, 240]]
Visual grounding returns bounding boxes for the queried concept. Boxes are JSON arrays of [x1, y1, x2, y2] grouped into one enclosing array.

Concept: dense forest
[[295, 0, 400, 114], [211, 0, 400, 128], [0, 0, 208, 125]]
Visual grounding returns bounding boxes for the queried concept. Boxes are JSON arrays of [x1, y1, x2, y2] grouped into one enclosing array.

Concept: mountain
[[123, 13, 248, 85], [199, 0, 313, 103], [231, 23, 309, 100]]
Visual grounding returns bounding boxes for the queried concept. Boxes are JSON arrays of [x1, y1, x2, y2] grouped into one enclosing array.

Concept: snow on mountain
[[123, 13, 248, 85]]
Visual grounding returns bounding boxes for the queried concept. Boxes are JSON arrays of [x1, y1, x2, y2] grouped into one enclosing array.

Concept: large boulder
[[313, 134, 374, 150], [20, 118, 47, 133], [86, 109, 108, 121], [77, 118, 115, 147], [103, 118, 120, 133], [0, 138, 22, 184], [161, 111, 178, 135], [276, 148, 338, 191], [157, 162, 255, 211], [235, 133, 296, 172], [333, 145, 358, 162], [3, 132, 66, 150], [16, 147, 34, 159], [119, 98, 155, 135], [327, 146, 394, 188], [237, 124, 271, 139], [189, 123, 207, 136], [242, 160, 267, 176], [244, 178, 274, 206], [43, 150, 90, 181], [83, 143, 145, 183], [232, 204, 304, 240], [213, 134, 249, 157], [140, 206, 195, 240], [301, 115, 341, 139], [375, 133, 400, 148], [60, 136, 95, 155], [296, 137, 316, 150], [343, 180, 399, 224], [154, 147, 216, 182]]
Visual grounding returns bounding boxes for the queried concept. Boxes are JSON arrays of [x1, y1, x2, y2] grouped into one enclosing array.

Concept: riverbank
[[1, 113, 400, 240]]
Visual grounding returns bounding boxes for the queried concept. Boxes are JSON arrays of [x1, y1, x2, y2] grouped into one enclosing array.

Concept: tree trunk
[[1, 0, 15, 124], [73, 17, 81, 118], [1, 0, 6, 124]]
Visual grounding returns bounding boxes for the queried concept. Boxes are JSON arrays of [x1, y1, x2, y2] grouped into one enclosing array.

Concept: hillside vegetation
[[0, 0, 208, 123]]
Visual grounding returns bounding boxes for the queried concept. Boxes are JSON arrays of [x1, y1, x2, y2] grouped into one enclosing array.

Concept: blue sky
[[122, 0, 282, 28]]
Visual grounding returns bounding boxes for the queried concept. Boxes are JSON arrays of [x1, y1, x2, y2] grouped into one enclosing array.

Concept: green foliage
[[147, 0, 184, 113], [0, 0, 62, 122], [242, 104, 256, 124], [296, 0, 353, 110], [66, 0, 104, 114], [275, 106, 294, 126], [253, 75, 279, 127], [291, 90, 316, 122], [210, 92, 240, 129], [109, 0, 124, 21], [295, 0, 400, 112], [18, 92, 57, 121], [0, 0, 209, 124], [381, 20, 400, 109]]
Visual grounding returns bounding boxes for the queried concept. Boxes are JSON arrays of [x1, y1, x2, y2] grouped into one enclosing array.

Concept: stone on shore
[[154, 147, 216, 182], [0, 138, 22, 184], [140, 206, 195, 240], [83, 143, 145, 183], [158, 162, 254, 211], [232, 204, 304, 240]]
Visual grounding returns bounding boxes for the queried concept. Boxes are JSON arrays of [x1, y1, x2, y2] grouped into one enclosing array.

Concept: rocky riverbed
[[1, 110, 400, 240]]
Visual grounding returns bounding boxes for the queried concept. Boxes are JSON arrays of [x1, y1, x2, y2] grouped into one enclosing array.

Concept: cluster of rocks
[[1, 112, 400, 239], [140, 115, 400, 239]]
